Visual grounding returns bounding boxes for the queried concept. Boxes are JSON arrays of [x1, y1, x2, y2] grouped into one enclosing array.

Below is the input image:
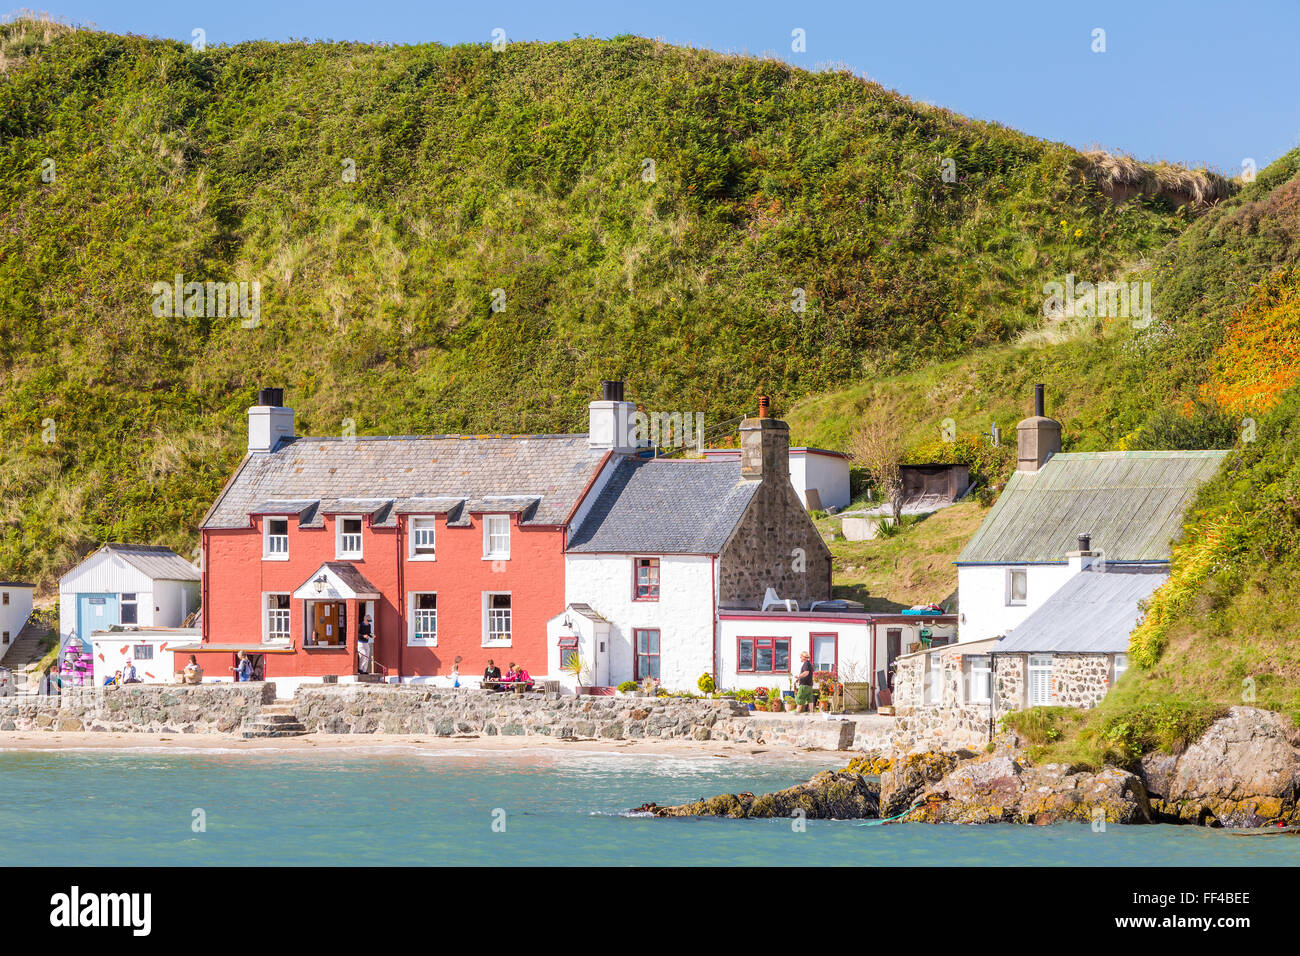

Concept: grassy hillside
[[0, 21, 1197, 584]]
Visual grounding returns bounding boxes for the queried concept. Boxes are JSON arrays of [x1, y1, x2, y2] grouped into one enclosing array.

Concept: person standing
[[229, 652, 252, 682], [795, 651, 815, 713], [450, 655, 462, 688], [358, 614, 374, 674]]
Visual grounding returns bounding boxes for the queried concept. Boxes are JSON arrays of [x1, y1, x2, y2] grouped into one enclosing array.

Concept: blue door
[[76, 593, 118, 651]]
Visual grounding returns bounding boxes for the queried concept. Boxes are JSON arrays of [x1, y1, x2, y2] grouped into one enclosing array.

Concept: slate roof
[[202, 435, 609, 530], [957, 450, 1228, 565], [566, 458, 759, 554], [90, 544, 201, 582], [994, 566, 1167, 654]]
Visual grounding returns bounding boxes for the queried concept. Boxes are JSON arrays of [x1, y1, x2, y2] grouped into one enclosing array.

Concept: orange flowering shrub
[[1202, 269, 1300, 414]]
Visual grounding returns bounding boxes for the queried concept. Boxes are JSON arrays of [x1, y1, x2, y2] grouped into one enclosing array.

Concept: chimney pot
[[758, 395, 770, 419], [257, 387, 284, 408], [1078, 532, 1091, 553], [1034, 383, 1045, 418], [248, 391, 294, 453], [601, 380, 624, 403]]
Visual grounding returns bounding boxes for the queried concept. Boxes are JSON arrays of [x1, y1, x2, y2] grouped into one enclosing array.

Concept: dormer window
[[483, 515, 510, 560], [264, 518, 290, 559], [337, 516, 363, 559], [410, 517, 437, 559]]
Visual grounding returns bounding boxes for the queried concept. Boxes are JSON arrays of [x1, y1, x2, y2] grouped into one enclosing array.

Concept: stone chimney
[[248, 387, 295, 454], [1016, 383, 1061, 473], [588, 380, 639, 455], [740, 396, 790, 480]]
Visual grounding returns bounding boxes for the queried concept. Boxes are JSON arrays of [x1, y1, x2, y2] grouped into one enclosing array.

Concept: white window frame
[[264, 517, 290, 560], [119, 592, 139, 625], [409, 592, 438, 646], [483, 591, 512, 646], [264, 592, 291, 643], [1027, 654, 1053, 706], [1113, 652, 1129, 684], [483, 515, 511, 560], [336, 515, 364, 559], [966, 654, 991, 704], [409, 516, 437, 560], [924, 651, 943, 705], [1005, 568, 1028, 607]]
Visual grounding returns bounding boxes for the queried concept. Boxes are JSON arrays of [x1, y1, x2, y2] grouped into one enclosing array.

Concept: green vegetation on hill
[[0, 23, 1197, 584]]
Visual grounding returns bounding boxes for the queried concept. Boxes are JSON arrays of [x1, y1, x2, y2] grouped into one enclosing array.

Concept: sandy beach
[[0, 730, 847, 764]]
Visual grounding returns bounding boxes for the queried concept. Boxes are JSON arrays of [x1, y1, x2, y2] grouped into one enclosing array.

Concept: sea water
[[1, 748, 1297, 866]]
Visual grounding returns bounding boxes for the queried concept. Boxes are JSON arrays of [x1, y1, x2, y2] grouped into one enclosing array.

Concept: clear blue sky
[[25, 0, 1300, 173]]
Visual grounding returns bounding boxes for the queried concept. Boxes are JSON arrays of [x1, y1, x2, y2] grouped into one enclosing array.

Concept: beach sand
[[0, 731, 847, 764]]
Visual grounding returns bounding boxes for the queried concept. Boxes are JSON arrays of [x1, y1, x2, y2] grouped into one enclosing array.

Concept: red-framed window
[[633, 557, 660, 601], [737, 636, 791, 674], [810, 632, 838, 674], [634, 628, 660, 680]]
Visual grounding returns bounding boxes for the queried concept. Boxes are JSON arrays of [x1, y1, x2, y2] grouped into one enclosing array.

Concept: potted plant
[[767, 688, 784, 713], [568, 654, 593, 694], [617, 679, 639, 697], [697, 672, 716, 697]]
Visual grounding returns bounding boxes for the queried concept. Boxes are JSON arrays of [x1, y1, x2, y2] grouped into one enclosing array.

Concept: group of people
[[481, 659, 532, 688], [101, 660, 145, 688]]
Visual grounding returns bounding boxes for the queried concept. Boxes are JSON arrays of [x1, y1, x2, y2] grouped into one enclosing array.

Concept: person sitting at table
[[483, 659, 502, 683], [502, 663, 520, 683], [515, 665, 532, 684]]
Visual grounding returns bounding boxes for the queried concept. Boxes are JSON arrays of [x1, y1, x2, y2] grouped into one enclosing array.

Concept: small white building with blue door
[[58, 544, 201, 657]]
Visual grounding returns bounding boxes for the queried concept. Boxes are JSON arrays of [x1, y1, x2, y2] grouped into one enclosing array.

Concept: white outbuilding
[[0, 580, 36, 665], [58, 544, 201, 655]]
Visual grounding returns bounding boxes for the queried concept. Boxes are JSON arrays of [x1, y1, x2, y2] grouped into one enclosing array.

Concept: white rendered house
[[955, 386, 1227, 644], [701, 447, 850, 510]]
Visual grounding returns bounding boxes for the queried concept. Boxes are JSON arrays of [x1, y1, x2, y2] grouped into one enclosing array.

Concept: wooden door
[[313, 602, 335, 645]]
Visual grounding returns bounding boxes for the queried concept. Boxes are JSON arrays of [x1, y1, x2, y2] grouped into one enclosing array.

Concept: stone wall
[[0, 682, 275, 734], [886, 644, 1119, 752], [1051, 653, 1113, 708], [293, 685, 860, 749]]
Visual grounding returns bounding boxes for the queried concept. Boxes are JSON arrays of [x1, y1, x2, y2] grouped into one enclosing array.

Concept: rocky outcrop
[[1139, 707, 1300, 827], [895, 754, 1151, 825], [636, 770, 879, 819], [878, 750, 971, 816]]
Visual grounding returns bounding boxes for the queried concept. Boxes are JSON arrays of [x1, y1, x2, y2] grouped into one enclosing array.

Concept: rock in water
[[636, 771, 880, 819], [878, 750, 970, 817], [1141, 706, 1300, 827], [907, 756, 1151, 825]]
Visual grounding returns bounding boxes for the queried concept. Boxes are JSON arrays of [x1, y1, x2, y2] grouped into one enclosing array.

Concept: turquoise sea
[[2, 748, 1297, 866]]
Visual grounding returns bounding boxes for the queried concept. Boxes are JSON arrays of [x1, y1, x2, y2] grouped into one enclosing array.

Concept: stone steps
[[240, 708, 309, 738]]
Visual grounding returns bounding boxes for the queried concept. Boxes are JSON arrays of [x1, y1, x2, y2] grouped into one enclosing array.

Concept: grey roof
[[323, 562, 382, 599], [957, 450, 1228, 565], [95, 544, 201, 582], [202, 435, 609, 530], [994, 566, 1167, 654], [567, 458, 760, 554]]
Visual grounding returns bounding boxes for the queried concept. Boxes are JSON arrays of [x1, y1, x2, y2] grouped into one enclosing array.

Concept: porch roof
[[291, 562, 383, 601]]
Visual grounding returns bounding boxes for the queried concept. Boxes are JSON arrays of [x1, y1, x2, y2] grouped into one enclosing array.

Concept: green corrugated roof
[[957, 450, 1229, 565]]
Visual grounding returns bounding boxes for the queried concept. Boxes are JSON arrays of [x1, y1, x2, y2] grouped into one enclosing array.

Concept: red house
[[189, 388, 612, 694]]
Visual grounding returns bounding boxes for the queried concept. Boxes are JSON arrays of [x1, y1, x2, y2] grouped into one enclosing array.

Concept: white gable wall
[[564, 552, 715, 691], [797, 453, 851, 510], [0, 586, 35, 663], [957, 563, 1075, 643]]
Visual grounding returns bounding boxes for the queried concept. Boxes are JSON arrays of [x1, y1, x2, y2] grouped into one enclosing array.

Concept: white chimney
[[248, 387, 294, 453], [1067, 532, 1100, 573], [588, 380, 638, 455]]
